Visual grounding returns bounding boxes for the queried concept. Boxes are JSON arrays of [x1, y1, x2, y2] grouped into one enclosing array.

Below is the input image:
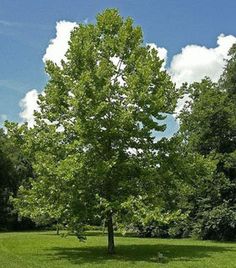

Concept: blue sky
[[1, 0, 236, 136]]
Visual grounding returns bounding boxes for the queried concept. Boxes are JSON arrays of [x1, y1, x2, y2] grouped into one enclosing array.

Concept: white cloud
[[19, 89, 39, 127], [169, 34, 236, 116], [43, 20, 77, 66], [19, 21, 77, 127], [169, 34, 236, 87]]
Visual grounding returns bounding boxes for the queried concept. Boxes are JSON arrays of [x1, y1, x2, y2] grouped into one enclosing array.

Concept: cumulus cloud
[[169, 34, 236, 116], [147, 36, 236, 116], [19, 89, 39, 127], [19, 21, 77, 127], [43, 20, 77, 66], [169, 34, 236, 87]]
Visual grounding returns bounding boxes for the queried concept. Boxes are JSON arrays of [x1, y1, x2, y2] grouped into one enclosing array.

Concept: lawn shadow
[[45, 241, 235, 265]]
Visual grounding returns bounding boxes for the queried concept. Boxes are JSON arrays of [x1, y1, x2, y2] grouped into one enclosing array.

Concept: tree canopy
[[13, 9, 178, 253]]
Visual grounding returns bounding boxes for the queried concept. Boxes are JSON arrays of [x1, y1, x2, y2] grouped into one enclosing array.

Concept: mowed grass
[[0, 231, 236, 268]]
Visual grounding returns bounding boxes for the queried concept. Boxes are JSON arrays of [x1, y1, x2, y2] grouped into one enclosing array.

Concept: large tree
[[14, 9, 178, 253]]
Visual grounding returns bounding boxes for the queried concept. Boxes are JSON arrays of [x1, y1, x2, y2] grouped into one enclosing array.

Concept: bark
[[56, 223, 60, 235], [107, 212, 115, 254]]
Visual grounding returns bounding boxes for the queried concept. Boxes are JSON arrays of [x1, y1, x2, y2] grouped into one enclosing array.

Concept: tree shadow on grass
[[45, 242, 236, 265]]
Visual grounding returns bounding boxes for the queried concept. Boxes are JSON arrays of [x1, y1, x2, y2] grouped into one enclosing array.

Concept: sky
[[1, 0, 236, 136]]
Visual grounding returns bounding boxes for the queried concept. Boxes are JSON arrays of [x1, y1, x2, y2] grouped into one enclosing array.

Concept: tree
[[0, 129, 14, 230], [0, 123, 35, 230], [117, 135, 218, 239], [219, 43, 236, 98], [14, 9, 178, 253], [178, 44, 236, 240]]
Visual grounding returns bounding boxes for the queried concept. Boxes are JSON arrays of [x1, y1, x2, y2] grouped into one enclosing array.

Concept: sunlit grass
[[0, 231, 235, 267]]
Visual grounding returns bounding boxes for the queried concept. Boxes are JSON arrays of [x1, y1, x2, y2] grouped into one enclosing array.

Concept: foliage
[[0, 123, 35, 230], [13, 9, 178, 253], [119, 195, 189, 238], [119, 137, 220, 239], [178, 45, 236, 240], [192, 202, 236, 240]]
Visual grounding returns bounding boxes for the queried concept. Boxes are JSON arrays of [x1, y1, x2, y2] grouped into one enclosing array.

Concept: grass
[[0, 231, 236, 268]]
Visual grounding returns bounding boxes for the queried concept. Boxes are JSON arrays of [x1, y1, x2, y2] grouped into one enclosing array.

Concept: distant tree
[[0, 129, 13, 229], [178, 44, 236, 240], [219, 43, 236, 98], [13, 9, 178, 253], [13, 124, 69, 232], [0, 123, 34, 230], [118, 135, 217, 239]]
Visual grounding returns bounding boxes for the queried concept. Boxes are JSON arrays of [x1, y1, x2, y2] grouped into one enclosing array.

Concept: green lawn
[[0, 231, 235, 268]]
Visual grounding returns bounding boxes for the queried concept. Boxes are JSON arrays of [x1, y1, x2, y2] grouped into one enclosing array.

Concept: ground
[[0, 231, 235, 268]]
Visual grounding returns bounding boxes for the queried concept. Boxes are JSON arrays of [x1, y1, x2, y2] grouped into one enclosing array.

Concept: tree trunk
[[107, 212, 115, 254], [56, 224, 60, 235]]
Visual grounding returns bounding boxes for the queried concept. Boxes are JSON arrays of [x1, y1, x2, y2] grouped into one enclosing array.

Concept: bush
[[192, 203, 236, 241], [135, 218, 191, 239]]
